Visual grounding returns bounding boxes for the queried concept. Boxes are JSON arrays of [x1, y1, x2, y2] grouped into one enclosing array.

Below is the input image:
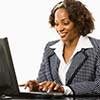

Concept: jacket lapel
[[65, 49, 87, 85], [45, 41, 89, 85], [45, 47, 62, 84], [49, 54, 62, 85], [46, 48, 87, 85]]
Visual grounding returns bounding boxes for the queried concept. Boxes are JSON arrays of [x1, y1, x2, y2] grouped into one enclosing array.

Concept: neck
[[64, 36, 80, 49]]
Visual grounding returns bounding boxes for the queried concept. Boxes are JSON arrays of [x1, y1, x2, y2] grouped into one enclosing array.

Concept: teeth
[[60, 33, 66, 37]]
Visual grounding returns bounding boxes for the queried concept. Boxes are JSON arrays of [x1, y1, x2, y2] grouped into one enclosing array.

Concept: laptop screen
[[0, 37, 19, 96]]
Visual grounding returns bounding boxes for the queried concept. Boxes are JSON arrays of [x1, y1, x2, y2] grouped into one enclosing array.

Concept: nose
[[57, 24, 64, 32]]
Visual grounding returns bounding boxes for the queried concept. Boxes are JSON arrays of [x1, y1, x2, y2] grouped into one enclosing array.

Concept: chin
[[61, 38, 68, 42]]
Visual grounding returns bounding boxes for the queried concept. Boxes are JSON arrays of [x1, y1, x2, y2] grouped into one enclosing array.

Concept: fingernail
[[39, 83, 43, 85], [43, 88, 46, 91], [54, 87, 57, 90], [47, 90, 50, 93]]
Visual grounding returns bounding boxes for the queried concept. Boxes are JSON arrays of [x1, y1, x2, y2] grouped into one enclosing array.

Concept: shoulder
[[89, 36, 100, 48], [44, 40, 60, 50], [42, 40, 60, 57]]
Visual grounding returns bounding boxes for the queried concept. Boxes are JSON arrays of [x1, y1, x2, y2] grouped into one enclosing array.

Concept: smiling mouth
[[60, 32, 68, 37]]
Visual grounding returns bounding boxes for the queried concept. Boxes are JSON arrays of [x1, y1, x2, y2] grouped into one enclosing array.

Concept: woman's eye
[[54, 21, 70, 26], [63, 22, 69, 25]]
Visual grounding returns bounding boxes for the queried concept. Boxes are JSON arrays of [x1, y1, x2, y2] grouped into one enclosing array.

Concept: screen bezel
[[0, 37, 19, 96]]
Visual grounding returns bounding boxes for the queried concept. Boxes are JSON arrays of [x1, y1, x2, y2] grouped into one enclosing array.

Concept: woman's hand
[[39, 81, 64, 93], [19, 80, 64, 93], [19, 80, 39, 92]]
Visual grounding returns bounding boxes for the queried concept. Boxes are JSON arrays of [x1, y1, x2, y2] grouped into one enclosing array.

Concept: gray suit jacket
[[37, 37, 100, 95]]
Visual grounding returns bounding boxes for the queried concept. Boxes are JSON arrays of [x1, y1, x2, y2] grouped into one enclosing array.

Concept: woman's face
[[54, 8, 80, 44]]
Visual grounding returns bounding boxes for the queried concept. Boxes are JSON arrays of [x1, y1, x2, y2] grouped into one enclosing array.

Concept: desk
[[1, 95, 100, 100]]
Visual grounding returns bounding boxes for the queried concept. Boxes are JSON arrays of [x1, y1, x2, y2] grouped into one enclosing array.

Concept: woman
[[21, 0, 100, 95]]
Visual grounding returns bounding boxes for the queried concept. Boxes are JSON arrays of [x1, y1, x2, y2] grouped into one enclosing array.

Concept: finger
[[24, 83, 29, 89], [47, 82, 56, 93], [54, 84, 60, 91], [19, 84, 25, 87], [39, 81, 47, 85], [58, 86, 64, 93], [38, 85, 43, 92], [42, 81, 51, 91], [28, 83, 34, 91], [28, 80, 38, 91], [24, 80, 33, 89], [38, 81, 47, 91]]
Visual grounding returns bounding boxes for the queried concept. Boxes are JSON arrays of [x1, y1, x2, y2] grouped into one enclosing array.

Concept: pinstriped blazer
[[37, 37, 100, 95]]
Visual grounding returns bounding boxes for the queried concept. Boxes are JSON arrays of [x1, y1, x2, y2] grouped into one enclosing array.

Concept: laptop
[[0, 37, 65, 99]]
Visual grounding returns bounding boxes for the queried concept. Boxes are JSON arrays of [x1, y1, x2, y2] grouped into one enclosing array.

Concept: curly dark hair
[[49, 0, 95, 36]]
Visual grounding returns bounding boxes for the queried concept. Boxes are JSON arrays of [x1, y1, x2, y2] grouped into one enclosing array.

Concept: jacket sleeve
[[69, 47, 100, 95], [36, 44, 48, 82]]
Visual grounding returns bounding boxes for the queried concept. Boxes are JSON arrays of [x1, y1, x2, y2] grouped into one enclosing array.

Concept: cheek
[[66, 25, 74, 31], [68, 26, 77, 35], [66, 22, 75, 31]]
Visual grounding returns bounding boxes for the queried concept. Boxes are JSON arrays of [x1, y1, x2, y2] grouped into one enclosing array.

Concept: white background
[[0, 0, 100, 85]]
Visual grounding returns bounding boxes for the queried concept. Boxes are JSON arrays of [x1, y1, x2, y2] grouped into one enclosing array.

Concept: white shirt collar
[[74, 36, 93, 52], [50, 39, 64, 59], [50, 36, 93, 55]]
